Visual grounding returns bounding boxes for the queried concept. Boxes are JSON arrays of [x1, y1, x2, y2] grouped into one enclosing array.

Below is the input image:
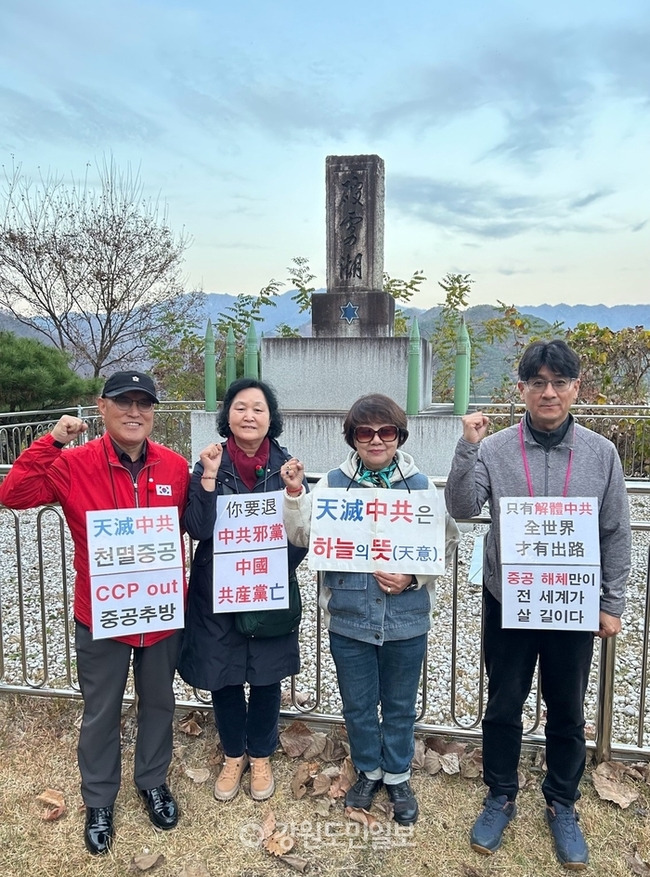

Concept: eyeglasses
[[354, 425, 399, 443], [110, 395, 155, 411], [523, 378, 575, 393]]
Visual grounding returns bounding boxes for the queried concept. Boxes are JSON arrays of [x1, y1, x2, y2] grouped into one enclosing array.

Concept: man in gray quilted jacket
[[445, 339, 630, 870]]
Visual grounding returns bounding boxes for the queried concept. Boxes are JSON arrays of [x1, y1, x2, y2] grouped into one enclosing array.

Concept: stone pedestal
[[260, 336, 432, 413], [191, 408, 462, 479], [311, 290, 395, 339]]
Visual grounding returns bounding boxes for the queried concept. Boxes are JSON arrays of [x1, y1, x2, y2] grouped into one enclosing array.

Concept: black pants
[[211, 682, 281, 758], [75, 622, 180, 807], [481, 589, 594, 807]]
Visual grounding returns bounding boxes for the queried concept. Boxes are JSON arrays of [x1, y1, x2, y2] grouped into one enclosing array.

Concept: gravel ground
[[1, 497, 649, 750]]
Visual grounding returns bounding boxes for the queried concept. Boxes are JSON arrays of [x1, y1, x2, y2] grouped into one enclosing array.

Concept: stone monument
[[193, 155, 461, 477], [261, 154, 432, 413], [312, 155, 394, 338]]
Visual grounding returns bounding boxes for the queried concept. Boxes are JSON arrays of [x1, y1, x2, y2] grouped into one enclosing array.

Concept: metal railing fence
[[476, 402, 650, 478], [2, 402, 649, 477], [0, 403, 204, 467], [1, 479, 649, 762]]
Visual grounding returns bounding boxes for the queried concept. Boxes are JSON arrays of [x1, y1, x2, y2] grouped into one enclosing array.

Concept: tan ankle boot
[[214, 754, 248, 802], [249, 756, 275, 801]]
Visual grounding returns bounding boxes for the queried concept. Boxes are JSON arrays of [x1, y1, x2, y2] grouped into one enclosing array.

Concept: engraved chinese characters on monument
[[312, 154, 395, 338]]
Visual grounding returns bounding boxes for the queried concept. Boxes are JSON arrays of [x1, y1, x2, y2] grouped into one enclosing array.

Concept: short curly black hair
[[342, 393, 409, 449], [217, 378, 283, 439]]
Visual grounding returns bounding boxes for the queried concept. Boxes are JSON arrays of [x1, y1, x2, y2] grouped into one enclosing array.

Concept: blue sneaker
[[546, 801, 589, 870], [470, 793, 517, 854]]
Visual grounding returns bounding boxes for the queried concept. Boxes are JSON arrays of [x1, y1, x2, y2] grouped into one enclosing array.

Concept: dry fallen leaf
[[302, 731, 328, 760], [426, 737, 467, 757], [624, 850, 650, 877], [633, 765, 650, 787], [321, 730, 349, 762], [290, 763, 311, 799], [341, 756, 358, 787], [345, 807, 381, 829], [591, 771, 639, 808], [461, 865, 485, 877], [517, 768, 531, 791], [531, 748, 547, 773], [280, 854, 309, 873], [279, 721, 314, 758], [460, 749, 482, 779], [327, 773, 349, 800], [178, 711, 204, 737], [310, 772, 331, 797], [260, 810, 277, 840], [35, 788, 65, 808], [440, 752, 460, 775], [185, 767, 211, 784], [624, 765, 648, 782], [411, 738, 426, 771], [373, 799, 393, 819], [35, 788, 66, 821], [264, 830, 295, 856], [423, 749, 442, 776], [129, 852, 165, 871], [206, 748, 221, 768], [313, 798, 333, 818], [595, 761, 629, 781]]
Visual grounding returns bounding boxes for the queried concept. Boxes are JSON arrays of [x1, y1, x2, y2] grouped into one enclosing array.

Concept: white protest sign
[[499, 496, 601, 630], [87, 506, 184, 639], [213, 490, 289, 613], [307, 487, 446, 575]]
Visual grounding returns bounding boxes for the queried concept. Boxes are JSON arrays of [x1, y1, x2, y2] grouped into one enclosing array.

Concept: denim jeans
[[211, 682, 281, 758], [482, 588, 594, 806], [329, 631, 426, 782]]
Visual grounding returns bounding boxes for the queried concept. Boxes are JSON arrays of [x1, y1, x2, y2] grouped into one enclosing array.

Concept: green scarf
[[356, 458, 397, 489]]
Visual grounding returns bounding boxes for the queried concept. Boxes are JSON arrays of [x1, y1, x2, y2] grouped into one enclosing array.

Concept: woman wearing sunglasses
[[281, 393, 459, 826]]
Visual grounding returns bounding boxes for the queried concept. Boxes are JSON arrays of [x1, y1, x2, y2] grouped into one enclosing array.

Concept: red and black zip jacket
[[0, 431, 190, 646]]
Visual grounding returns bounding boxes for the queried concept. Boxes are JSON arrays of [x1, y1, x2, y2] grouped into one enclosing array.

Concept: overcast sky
[[2, 0, 649, 308]]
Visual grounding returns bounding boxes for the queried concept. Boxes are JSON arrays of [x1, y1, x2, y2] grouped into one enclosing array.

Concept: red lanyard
[[518, 419, 573, 498]]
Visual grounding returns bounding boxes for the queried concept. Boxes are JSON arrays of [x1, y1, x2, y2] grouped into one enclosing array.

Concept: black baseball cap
[[101, 371, 159, 403]]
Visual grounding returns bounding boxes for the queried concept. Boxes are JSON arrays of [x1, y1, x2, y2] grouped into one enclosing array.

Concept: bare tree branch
[[0, 157, 191, 377]]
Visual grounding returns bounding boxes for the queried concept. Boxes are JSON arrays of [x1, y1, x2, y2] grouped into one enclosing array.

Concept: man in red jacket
[[0, 372, 190, 855]]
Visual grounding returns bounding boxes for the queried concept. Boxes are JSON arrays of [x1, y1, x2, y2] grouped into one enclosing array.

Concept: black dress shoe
[[84, 805, 114, 855], [138, 783, 179, 829]]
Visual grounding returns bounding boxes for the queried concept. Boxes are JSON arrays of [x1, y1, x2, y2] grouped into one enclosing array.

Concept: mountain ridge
[[201, 291, 650, 335], [2, 293, 648, 347]]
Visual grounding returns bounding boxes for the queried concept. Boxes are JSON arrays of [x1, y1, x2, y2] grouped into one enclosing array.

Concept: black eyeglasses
[[110, 395, 155, 411], [354, 425, 399, 443]]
